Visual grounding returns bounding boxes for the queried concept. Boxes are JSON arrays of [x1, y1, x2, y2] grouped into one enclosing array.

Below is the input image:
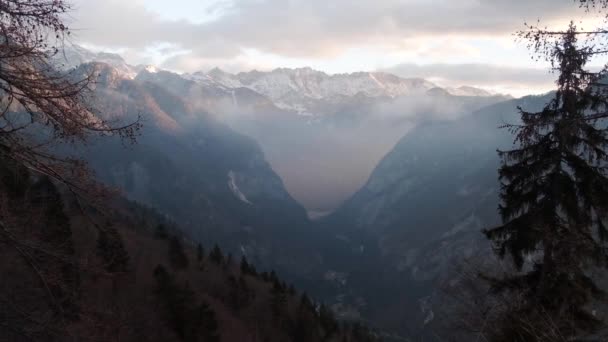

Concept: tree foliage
[[209, 244, 224, 265], [485, 23, 608, 341], [97, 225, 130, 273], [0, 160, 81, 339], [153, 265, 220, 342], [168, 236, 189, 270], [0, 0, 140, 194]]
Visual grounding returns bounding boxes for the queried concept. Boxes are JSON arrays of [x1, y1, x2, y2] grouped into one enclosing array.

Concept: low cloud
[[67, 0, 593, 95], [70, 0, 586, 62], [383, 63, 557, 96]]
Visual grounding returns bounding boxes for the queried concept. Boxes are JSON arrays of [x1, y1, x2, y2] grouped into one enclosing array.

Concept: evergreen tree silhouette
[[209, 244, 224, 265], [485, 24, 608, 340], [168, 236, 189, 270]]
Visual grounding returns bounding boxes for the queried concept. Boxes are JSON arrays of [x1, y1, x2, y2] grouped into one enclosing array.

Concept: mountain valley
[[44, 45, 543, 340]]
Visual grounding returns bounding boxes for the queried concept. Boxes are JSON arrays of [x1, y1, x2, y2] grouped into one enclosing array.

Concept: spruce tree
[[196, 243, 204, 263], [153, 265, 219, 342], [97, 227, 130, 273], [292, 293, 319, 342], [32, 176, 81, 317], [168, 236, 189, 270], [270, 280, 288, 325], [319, 304, 338, 339], [155, 224, 169, 239], [226, 253, 233, 268], [209, 244, 224, 265], [210, 245, 223, 264], [197, 301, 220, 342], [240, 256, 251, 275], [485, 23, 608, 341]]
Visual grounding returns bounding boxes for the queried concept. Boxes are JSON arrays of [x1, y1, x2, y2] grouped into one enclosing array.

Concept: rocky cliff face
[[74, 63, 313, 275], [52, 46, 542, 340], [184, 67, 503, 115], [330, 93, 551, 261], [58, 45, 511, 214], [320, 94, 552, 338]]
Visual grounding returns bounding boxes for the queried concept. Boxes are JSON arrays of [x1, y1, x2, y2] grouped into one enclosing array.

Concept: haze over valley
[[59, 46, 510, 214]]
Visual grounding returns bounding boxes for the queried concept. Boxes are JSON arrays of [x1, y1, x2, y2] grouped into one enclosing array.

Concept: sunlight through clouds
[[68, 0, 602, 96]]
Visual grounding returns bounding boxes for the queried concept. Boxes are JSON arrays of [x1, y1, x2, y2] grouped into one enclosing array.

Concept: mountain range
[[56, 46, 512, 214], [55, 46, 504, 115], [51, 45, 542, 340], [184, 67, 499, 115]]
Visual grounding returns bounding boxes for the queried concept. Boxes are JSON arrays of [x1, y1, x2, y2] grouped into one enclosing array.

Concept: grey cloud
[[383, 63, 557, 94], [69, 0, 584, 64]]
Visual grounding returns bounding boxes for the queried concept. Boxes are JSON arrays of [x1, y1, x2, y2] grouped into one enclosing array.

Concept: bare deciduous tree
[[0, 0, 140, 195], [0, 2, 141, 340]]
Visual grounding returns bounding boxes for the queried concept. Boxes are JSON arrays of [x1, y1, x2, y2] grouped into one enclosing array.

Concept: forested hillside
[[0, 157, 378, 342]]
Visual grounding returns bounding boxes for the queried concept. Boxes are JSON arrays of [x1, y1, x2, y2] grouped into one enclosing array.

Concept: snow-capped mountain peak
[[181, 66, 505, 114], [56, 46, 504, 116], [52, 44, 137, 79], [187, 67, 438, 106], [144, 65, 159, 74], [446, 86, 494, 97]]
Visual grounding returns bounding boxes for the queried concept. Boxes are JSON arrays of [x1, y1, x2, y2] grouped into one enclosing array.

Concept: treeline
[[0, 153, 379, 342], [153, 225, 379, 342], [441, 5, 608, 342]]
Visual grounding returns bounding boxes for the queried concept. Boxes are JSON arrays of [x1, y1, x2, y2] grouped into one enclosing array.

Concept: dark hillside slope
[[0, 158, 378, 342], [73, 63, 316, 275], [317, 94, 553, 337]]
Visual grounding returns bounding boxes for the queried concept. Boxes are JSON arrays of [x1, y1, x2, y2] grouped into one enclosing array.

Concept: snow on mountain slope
[[53, 44, 138, 79], [57, 45, 504, 117], [228, 171, 253, 204], [187, 67, 436, 101], [446, 86, 495, 97], [183, 67, 444, 113]]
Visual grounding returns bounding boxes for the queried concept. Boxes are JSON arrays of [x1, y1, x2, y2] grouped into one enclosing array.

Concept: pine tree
[[239, 275, 252, 302], [249, 263, 257, 277], [155, 224, 169, 239], [269, 270, 279, 286], [292, 293, 320, 342], [227, 275, 252, 310], [31, 176, 81, 317], [153, 265, 220, 342], [153, 265, 191, 340], [209, 244, 224, 265], [0, 158, 31, 198], [300, 293, 313, 312], [97, 227, 130, 273], [270, 280, 288, 325], [168, 236, 189, 270], [240, 255, 251, 275], [485, 23, 608, 341], [239, 255, 257, 278], [227, 275, 240, 309], [226, 253, 233, 268], [196, 243, 204, 263], [197, 301, 220, 342], [319, 304, 338, 339]]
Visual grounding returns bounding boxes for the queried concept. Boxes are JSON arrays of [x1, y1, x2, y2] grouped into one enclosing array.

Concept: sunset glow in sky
[[69, 0, 605, 97]]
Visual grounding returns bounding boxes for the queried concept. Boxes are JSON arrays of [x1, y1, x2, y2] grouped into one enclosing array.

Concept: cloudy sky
[[67, 0, 604, 96]]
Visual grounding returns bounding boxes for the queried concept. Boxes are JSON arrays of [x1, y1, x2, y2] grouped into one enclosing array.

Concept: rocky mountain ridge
[[185, 67, 504, 114], [57, 45, 506, 116], [69, 62, 317, 279], [319, 93, 555, 338]]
